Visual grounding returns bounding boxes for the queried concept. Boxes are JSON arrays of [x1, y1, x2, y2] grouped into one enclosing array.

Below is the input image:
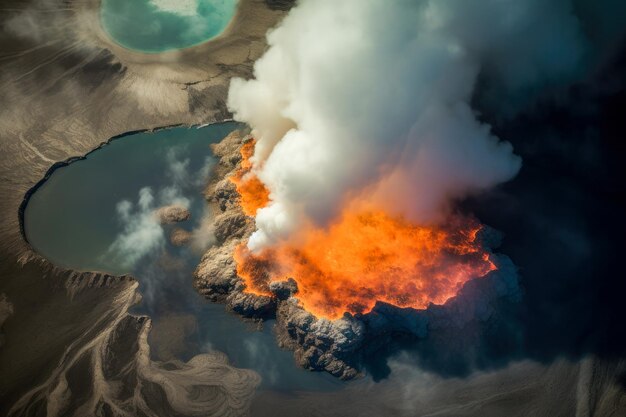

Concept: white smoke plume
[[228, 0, 587, 251], [107, 187, 165, 270], [105, 147, 196, 269]]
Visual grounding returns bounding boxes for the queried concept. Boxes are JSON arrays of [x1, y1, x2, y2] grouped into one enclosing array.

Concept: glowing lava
[[235, 209, 496, 320], [230, 139, 270, 216], [230, 139, 496, 319]]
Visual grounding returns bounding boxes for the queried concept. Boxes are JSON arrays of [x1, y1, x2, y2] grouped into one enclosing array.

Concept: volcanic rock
[[213, 210, 253, 244], [194, 130, 256, 303], [212, 179, 239, 212], [194, 241, 241, 300], [227, 292, 276, 319], [275, 300, 363, 379], [269, 278, 299, 300], [154, 205, 191, 224], [170, 228, 192, 247]]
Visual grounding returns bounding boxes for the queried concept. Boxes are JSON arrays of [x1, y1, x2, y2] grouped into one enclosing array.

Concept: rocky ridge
[[154, 205, 191, 224], [170, 228, 193, 246]]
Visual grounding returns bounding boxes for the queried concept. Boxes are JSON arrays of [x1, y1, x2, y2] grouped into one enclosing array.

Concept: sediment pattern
[[6, 278, 260, 417]]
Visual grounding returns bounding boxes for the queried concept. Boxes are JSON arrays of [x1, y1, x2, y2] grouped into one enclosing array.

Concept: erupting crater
[[194, 131, 510, 379], [229, 138, 497, 320]]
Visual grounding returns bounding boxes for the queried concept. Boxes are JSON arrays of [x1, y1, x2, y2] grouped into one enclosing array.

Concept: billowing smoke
[[227, 0, 587, 250]]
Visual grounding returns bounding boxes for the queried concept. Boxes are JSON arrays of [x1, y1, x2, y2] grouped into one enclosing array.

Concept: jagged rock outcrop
[[228, 292, 276, 319], [195, 240, 241, 300], [269, 278, 298, 300], [275, 300, 364, 379], [193, 130, 254, 301], [170, 228, 192, 246], [194, 131, 271, 319], [154, 205, 191, 224]]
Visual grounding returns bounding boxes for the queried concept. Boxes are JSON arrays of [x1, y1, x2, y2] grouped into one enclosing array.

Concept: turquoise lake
[[100, 0, 239, 52], [23, 123, 341, 392]]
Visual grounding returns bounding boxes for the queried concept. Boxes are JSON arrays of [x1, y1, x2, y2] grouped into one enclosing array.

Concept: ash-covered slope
[[4, 273, 259, 417], [0, 0, 293, 415], [194, 131, 521, 380]]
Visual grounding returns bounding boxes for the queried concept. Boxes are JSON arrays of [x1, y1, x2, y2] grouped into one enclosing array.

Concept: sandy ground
[[0, 0, 288, 415]]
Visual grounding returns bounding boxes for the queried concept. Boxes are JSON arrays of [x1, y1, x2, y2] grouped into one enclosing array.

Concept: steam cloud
[[227, 0, 587, 250], [105, 146, 199, 269], [106, 187, 166, 270]]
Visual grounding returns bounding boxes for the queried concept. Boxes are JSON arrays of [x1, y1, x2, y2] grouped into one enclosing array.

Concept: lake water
[[23, 123, 341, 392], [100, 0, 239, 52]]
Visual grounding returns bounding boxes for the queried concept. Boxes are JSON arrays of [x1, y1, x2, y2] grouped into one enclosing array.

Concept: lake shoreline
[[18, 121, 238, 246], [0, 0, 290, 413]]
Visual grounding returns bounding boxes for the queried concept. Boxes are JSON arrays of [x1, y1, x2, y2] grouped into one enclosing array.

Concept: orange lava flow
[[230, 139, 270, 216], [236, 210, 497, 320]]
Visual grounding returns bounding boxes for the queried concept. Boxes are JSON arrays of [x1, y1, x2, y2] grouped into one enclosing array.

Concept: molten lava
[[235, 209, 496, 320], [230, 139, 496, 319], [230, 139, 270, 216]]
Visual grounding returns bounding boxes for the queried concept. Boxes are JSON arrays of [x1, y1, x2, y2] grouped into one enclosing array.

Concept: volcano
[[193, 130, 515, 379]]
